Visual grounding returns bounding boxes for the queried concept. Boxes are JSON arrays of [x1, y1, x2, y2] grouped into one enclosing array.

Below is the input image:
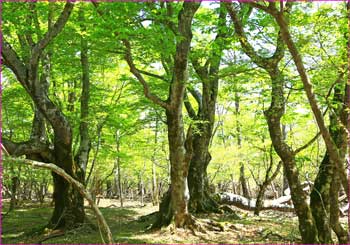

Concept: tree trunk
[[188, 127, 219, 213], [2, 2, 85, 230], [75, 8, 91, 183], [309, 153, 333, 243], [187, 4, 226, 214], [166, 110, 192, 227], [225, 4, 319, 242], [265, 68, 319, 244], [120, 1, 200, 229], [151, 118, 159, 206], [50, 141, 85, 229], [239, 163, 250, 199], [309, 81, 347, 243], [9, 176, 19, 211]]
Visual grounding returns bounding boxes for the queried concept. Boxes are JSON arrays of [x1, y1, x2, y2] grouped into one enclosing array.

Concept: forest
[[1, 1, 350, 244]]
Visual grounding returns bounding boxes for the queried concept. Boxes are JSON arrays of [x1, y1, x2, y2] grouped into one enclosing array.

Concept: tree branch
[[2, 41, 28, 88], [137, 69, 166, 81], [293, 132, 321, 155], [31, 2, 74, 63], [123, 39, 169, 109], [184, 91, 197, 119], [2, 138, 55, 163]]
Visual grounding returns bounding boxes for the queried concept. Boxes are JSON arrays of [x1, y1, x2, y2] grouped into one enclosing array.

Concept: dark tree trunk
[[188, 129, 219, 213], [50, 138, 85, 229], [310, 153, 333, 243], [187, 4, 227, 213]]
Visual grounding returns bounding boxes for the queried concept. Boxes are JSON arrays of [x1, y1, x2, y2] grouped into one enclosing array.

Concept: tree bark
[[239, 163, 250, 199], [226, 3, 319, 243], [121, 2, 200, 228], [75, 8, 91, 183], [2, 2, 85, 230], [187, 4, 227, 213]]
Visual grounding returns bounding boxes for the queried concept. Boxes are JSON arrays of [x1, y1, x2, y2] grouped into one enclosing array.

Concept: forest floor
[[1, 198, 347, 244]]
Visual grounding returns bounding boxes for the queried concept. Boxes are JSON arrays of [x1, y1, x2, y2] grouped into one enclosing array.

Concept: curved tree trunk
[[2, 2, 85, 230], [225, 3, 319, 243]]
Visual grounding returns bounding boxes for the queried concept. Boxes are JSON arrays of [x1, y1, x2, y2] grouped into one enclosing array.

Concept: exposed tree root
[[37, 230, 65, 244]]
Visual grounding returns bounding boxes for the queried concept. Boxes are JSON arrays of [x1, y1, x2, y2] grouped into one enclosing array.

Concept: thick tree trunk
[[50, 140, 85, 229], [2, 2, 85, 230], [188, 135, 219, 213], [166, 110, 192, 227]]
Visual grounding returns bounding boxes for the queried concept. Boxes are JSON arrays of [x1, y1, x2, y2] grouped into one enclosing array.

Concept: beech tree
[[2, 2, 85, 229]]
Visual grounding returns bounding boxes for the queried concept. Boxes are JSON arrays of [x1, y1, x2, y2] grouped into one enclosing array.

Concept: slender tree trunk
[[226, 3, 320, 242], [115, 134, 123, 208], [265, 68, 319, 243], [239, 164, 250, 199], [75, 8, 91, 183], [9, 175, 19, 211], [151, 118, 159, 206]]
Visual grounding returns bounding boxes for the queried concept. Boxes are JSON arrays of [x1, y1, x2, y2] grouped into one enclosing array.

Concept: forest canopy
[[1, 1, 349, 244]]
